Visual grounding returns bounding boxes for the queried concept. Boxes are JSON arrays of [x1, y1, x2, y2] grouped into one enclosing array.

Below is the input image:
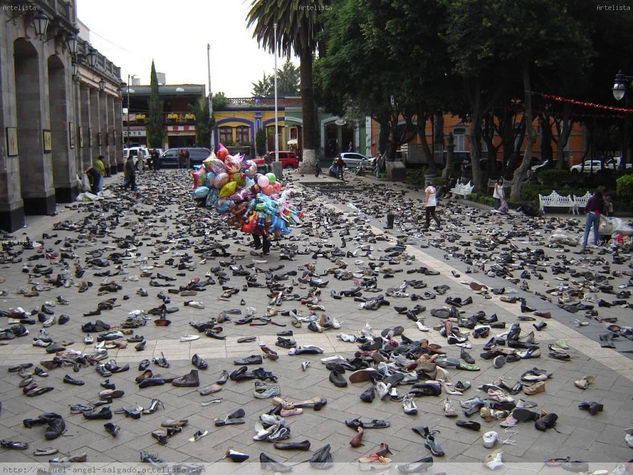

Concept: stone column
[[0, 40, 24, 231], [90, 87, 100, 165], [114, 97, 123, 171], [48, 56, 73, 202], [15, 39, 55, 216], [80, 84, 92, 172], [99, 90, 108, 174], [107, 94, 117, 175]]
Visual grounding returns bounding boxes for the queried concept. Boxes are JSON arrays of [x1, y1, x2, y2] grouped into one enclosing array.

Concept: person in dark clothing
[[581, 189, 604, 249], [151, 149, 160, 171], [123, 155, 136, 191]]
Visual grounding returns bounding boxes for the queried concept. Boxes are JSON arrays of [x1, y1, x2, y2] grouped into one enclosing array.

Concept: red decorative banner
[[542, 93, 633, 113]]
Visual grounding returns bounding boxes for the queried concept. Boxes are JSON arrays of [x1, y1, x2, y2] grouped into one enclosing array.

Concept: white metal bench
[[450, 181, 474, 198], [538, 190, 574, 214], [572, 191, 592, 215]]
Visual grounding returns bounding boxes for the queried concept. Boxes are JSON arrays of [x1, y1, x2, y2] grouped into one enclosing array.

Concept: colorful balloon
[[266, 173, 276, 184], [217, 144, 229, 161], [257, 175, 270, 188], [219, 180, 237, 198], [214, 172, 229, 189]]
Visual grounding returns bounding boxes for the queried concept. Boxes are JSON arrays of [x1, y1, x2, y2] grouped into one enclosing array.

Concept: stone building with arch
[[0, 0, 121, 232]]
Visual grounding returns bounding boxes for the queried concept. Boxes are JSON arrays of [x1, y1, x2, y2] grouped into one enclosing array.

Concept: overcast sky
[[77, 0, 293, 97]]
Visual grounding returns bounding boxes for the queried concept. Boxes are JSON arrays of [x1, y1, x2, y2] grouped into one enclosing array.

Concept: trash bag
[[549, 228, 578, 246], [519, 201, 541, 217]]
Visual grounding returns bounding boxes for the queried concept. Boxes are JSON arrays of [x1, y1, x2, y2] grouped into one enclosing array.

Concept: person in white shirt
[[424, 180, 441, 230], [493, 178, 504, 210]]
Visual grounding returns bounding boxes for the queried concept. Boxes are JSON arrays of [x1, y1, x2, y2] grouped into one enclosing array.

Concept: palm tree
[[247, 0, 329, 171]]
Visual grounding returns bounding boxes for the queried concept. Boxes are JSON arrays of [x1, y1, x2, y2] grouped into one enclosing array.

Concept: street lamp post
[[207, 43, 214, 151], [126, 74, 138, 148], [612, 70, 633, 168], [273, 23, 279, 164]]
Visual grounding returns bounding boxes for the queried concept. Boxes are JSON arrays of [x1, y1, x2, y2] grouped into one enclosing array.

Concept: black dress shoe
[[216, 370, 229, 385], [83, 407, 112, 420], [101, 379, 116, 390], [104, 422, 120, 436], [63, 374, 85, 386], [138, 378, 166, 389], [456, 420, 481, 431], [273, 439, 311, 451], [233, 355, 263, 365], [360, 386, 375, 403], [329, 370, 347, 388], [192, 354, 208, 370]]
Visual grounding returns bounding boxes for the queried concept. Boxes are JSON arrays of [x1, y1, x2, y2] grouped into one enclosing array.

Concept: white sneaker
[[180, 334, 200, 342], [416, 321, 430, 332], [625, 429, 633, 448], [84, 333, 94, 344], [402, 395, 418, 415], [375, 382, 390, 400], [484, 449, 503, 470], [483, 431, 498, 449]]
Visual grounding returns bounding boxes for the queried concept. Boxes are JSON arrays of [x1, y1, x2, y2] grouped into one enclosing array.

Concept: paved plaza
[[0, 168, 631, 474]]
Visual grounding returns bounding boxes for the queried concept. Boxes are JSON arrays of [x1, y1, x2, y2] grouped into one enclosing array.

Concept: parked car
[[252, 151, 299, 171], [570, 159, 612, 174], [337, 152, 375, 168], [606, 156, 633, 169], [159, 147, 211, 168]]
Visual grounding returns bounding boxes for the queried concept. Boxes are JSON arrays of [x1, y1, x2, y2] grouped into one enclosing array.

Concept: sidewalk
[[0, 168, 631, 470]]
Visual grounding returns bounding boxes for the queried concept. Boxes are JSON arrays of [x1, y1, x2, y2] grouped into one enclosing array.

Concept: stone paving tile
[[0, 172, 631, 470]]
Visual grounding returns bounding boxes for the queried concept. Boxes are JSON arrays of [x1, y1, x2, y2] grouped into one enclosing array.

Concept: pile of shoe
[[23, 413, 65, 440], [253, 413, 291, 441]]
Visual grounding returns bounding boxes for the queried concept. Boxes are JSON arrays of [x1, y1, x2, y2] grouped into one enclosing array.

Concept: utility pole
[[274, 23, 279, 163], [207, 43, 214, 151]]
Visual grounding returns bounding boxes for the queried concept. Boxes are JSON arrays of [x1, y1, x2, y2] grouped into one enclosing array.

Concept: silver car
[[338, 152, 375, 168]]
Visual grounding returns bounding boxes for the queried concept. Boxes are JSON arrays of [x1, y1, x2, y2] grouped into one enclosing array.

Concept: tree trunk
[[298, 48, 317, 173], [510, 62, 536, 202], [442, 132, 455, 180], [469, 78, 483, 192], [556, 102, 571, 169]]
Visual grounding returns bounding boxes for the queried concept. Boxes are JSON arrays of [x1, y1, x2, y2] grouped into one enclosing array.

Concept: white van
[[123, 146, 149, 168]]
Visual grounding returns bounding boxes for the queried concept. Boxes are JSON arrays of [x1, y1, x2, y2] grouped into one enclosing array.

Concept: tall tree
[[146, 60, 164, 148], [247, 0, 330, 171], [251, 61, 299, 97], [316, 0, 460, 170], [252, 73, 273, 97]]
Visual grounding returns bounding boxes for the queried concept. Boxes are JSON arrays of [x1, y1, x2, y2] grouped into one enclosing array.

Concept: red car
[[252, 151, 299, 170]]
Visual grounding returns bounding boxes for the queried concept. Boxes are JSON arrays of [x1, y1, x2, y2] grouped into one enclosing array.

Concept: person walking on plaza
[[424, 180, 441, 230], [183, 148, 190, 168], [581, 188, 605, 250], [123, 155, 136, 191], [493, 178, 504, 210], [177, 149, 185, 169], [151, 149, 160, 171]]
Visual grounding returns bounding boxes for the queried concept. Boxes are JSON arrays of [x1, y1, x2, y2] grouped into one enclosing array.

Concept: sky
[[76, 0, 293, 97]]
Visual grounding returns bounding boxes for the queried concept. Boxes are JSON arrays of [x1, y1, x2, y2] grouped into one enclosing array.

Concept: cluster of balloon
[[191, 144, 303, 239]]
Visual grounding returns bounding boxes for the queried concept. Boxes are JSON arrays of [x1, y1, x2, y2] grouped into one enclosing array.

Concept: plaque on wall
[[6, 127, 18, 156], [78, 126, 83, 148], [43, 130, 52, 153], [68, 122, 74, 149], [97, 132, 102, 147], [87, 127, 92, 147]]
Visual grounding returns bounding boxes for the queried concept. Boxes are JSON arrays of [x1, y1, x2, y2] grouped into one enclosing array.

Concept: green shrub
[[538, 169, 573, 187], [616, 174, 633, 201]]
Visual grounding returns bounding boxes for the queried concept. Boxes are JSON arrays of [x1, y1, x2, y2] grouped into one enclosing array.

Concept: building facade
[[123, 84, 205, 149], [0, 0, 122, 232]]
